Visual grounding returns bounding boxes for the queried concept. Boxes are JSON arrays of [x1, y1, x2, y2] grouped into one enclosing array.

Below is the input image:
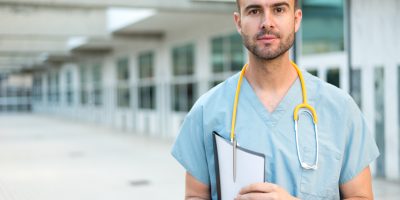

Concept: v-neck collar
[[240, 75, 302, 129]]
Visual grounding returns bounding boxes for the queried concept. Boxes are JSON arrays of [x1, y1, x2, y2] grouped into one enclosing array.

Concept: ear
[[233, 12, 242, 34], [294, 9, 302, 33]]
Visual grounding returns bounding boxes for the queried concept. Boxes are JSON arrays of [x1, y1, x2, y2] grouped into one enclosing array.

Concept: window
[[374, 67, 385, 177], [398, 65, 400, 176], [139, 52, 154, 79], [173, 44, 194, 76], [211, 33, 244, 87], [211, 80, 223, 87], [92, 63, 102, 106], [307, 69, 319, 77], [229, 34, 245, 71], [117, 87, 130, 108], [32, 75, 42, 102], [47, 71, 59, 104], [80, 65, 88, 105], [54, 72, 60, 103], [139, 86, 155, 109], [138, 52, 156, 110], [212, 37, 224, 73], [302, 0, 344, 55], [66, 70, 73, 105], [350, 68, 362, 108], [211, 33, 244, 72], [327, 68, 340, 88], [172, 83, 197, 112], [171, 44, 197, 112], [117, 58, 130, 108], [47, 73, 51, 102]]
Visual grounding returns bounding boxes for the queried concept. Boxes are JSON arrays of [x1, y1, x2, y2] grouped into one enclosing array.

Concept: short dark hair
[[236, 0, 299, 12]]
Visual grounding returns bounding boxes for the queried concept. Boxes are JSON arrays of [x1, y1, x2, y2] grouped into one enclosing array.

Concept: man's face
[[234, 0, 302, 60]]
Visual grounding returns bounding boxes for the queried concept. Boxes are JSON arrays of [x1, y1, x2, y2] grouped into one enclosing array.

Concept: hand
[[235, 182, 299, 200]]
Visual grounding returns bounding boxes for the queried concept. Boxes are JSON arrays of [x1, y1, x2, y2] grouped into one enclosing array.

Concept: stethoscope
[[230, 61, 319, 177]]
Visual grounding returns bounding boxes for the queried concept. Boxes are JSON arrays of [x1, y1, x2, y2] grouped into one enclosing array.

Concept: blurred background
[[0, 0, 399, 199]]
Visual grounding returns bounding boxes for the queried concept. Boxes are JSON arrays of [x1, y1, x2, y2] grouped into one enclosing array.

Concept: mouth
[[257, 35, 278, 42]]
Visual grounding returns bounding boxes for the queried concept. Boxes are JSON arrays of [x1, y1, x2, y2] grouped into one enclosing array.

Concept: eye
[[249, 9, 260, 15], [275, 7, 285, 13]]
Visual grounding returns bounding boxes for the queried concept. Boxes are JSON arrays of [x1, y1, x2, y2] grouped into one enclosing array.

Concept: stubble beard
[[241, 29, 295, 61]]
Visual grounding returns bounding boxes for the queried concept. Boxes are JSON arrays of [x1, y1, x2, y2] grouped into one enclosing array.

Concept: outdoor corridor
[[0, 114, 183, 200], [0, 114, 398, 200]]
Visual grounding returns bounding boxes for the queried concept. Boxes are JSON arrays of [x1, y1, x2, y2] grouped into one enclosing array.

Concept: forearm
[[185, 196, 210, 200], [185, 172, 210, 200], [342, 197, 371, 200]]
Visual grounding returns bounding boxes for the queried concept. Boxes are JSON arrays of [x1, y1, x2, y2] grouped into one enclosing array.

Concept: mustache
[[256, 29, 280, 39]]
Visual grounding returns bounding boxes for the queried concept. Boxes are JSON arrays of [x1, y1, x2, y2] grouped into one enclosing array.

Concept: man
[[172, 0, 379, 199]]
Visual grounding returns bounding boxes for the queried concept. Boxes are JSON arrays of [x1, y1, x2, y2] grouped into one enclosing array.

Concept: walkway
[[0, 114, 398, 199]]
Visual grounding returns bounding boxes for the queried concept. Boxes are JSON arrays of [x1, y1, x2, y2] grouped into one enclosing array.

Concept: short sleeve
[[171, 106, 210, 185], [339, 97, 380, 184]]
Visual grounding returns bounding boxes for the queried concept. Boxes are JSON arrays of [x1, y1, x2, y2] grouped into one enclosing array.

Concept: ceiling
[[0, 0, 236, 73]]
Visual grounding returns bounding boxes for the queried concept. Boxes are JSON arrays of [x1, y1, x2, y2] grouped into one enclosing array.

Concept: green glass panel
[[66, 71, 73, 105], [139, 85, 156, 109], [117, 58, 129, 81], [350, 68, 362, 108], [374, 67, 385, 177], [117, 87, 130, 108], [172, 44, 194, 76], [139, 52, 154, 79], [307, 69, 318, 77], [229, 33, 244, 71], [212, 37, 224, 73], [327, 68, 340, 88], [171, 83, 196, 112], [302, 0, 344, 55]]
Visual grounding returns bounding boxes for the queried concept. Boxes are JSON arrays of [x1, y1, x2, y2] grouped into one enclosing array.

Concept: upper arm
[[339, 167, 373, 199], [185, 172, 210, 200], [339, 96, 379, 184], [171, 106, 211, 185]]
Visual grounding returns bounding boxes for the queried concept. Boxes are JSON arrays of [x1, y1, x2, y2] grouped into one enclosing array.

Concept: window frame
[[171, 43, 197, 112], [138, 52, 156, 110]]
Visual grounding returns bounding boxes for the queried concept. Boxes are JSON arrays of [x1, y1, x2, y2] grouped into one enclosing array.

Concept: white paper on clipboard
[[213, 132, 265, 200]]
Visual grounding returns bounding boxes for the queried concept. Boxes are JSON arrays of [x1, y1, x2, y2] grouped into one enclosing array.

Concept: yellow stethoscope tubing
[[229, 61, 319, 170], [230, 65, 247, 142], [292, 61, 318, 123]]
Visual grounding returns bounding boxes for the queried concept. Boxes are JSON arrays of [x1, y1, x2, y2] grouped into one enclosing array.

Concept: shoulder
[[304, 71, 356, 112], [303, 71, 363, 134], [189, 73, 239, 115]]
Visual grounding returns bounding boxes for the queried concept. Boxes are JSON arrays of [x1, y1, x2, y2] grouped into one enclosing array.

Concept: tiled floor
[[0, 114, 398, 200]]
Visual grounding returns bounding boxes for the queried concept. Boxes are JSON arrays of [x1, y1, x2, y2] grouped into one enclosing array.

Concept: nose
[[260, 11, 275, 30]]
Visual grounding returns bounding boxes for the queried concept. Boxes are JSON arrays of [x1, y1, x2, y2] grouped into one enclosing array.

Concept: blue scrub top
[[171, 70, 379, 200]]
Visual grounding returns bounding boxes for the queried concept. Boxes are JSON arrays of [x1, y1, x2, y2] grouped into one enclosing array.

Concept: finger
[[236, 192, 278, 200], [235, 192, 264, 200], [239, 182, 278, 195]]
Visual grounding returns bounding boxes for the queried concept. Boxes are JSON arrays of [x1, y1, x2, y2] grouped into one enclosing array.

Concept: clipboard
[[213, 131, 265, 200]]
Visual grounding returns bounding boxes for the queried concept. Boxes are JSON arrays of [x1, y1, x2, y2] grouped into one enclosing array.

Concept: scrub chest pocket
[[300, 145, 342, 199]]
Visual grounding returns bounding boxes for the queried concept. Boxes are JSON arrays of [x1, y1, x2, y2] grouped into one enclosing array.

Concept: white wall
[[30, 1, 400, 180], [352, 0, 400, 180], [32, 13, 237, 139]]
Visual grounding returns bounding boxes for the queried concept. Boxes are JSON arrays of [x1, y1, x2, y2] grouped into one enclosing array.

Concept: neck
[[244, 52, 299, 112], [245, 52, 297, 91]]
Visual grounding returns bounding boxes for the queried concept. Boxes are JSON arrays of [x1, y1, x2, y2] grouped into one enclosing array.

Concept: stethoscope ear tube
[[231, 61, 319, 171]]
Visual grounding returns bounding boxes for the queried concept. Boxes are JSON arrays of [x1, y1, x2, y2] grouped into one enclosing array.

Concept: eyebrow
[[243, 4, 262, 13], [243, 1, 291, 13], [272, 2, 290, 8]]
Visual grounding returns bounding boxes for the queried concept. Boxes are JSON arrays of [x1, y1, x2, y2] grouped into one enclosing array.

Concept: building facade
[[2, 0, 399, 180]]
